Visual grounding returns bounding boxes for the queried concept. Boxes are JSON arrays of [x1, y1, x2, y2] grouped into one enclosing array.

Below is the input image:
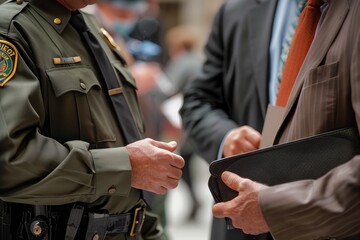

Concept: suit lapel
[[247, 0, 278, 118], [276, 0, 349, 137]]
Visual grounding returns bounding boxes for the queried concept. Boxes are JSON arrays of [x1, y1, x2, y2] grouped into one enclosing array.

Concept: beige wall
[[180, 0, 222, 29], [183, 0, 223, 48]]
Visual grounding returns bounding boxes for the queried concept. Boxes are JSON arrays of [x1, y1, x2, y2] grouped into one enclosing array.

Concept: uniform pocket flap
[[46, 66, 101, 97]]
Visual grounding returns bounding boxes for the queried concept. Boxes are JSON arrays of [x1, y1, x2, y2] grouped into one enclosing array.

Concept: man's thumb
[[221, 171, 243, 192]]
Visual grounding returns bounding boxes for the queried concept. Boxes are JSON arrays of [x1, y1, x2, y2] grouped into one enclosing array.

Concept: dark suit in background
[[181, 0, 276, 162], [180, 0, 277, 239]]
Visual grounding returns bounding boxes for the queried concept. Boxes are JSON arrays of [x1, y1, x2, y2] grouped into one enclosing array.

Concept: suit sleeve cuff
[[90, 147, 132, 197], [259, 181, 314, 240], [259, 188, 280, 239]]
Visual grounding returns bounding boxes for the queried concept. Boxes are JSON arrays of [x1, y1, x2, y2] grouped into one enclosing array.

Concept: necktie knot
[[307, 0, 324, 8]]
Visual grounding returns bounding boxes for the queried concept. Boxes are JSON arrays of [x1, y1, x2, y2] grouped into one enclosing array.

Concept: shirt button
[[54, 18, 62, 25], [108, 186, 116, 194], [80, 82, 87, 90]]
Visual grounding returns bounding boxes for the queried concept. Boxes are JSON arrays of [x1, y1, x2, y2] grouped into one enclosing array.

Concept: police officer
[[0, 0, 184, 239]]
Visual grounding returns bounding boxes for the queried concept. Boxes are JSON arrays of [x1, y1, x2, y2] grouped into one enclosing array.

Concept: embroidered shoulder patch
[[0, 40, 18, 87]]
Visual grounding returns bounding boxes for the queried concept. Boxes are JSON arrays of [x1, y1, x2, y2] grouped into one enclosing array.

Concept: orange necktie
[[276, 0, 323, 107]]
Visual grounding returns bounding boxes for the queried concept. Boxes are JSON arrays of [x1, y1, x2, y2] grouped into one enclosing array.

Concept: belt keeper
[[64, 204, 85, 240]]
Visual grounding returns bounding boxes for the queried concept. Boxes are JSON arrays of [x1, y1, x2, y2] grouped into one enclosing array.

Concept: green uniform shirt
[[0, 0, 147, 215]]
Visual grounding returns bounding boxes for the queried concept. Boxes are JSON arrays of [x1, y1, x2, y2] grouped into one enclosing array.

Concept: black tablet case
[[209, 128, 360, 203]]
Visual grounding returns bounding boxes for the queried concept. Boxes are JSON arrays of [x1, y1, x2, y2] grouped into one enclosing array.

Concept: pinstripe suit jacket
[[259, 0, 360, 239]]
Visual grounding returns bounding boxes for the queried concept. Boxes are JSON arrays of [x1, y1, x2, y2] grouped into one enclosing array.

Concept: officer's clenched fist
[[126, 138, 185, 194]]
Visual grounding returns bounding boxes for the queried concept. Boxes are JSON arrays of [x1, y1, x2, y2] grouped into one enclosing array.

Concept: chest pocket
[[46, 65, 117, 144], [294, 62, 340, 134]]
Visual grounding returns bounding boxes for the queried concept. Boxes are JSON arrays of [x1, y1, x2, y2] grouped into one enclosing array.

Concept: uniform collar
[[29, 0, 71, 34]]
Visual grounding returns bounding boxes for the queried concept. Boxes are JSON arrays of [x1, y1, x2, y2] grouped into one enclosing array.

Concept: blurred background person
[[95, 0, 147, 65], [152, 25, 204, 221], [128, 0, 165, 64]]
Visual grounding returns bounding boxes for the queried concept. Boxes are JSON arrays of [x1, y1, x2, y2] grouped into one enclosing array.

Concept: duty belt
[[0, 201, 146, 240], [66, 204, 146, 239]]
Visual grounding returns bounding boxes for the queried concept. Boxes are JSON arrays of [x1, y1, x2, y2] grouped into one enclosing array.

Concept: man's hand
[[212, 171, 270, 235], [223, 126, 261, 157], [126, 138, 185, 195]]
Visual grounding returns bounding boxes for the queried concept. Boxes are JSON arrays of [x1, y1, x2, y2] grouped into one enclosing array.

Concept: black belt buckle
[[130, 207, 145, 237]]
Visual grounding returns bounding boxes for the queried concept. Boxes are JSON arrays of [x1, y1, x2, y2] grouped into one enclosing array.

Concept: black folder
[[209, 128, 360, 203]]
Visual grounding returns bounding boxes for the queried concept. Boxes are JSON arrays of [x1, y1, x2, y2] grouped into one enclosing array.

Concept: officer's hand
[[212, 171, 269, 235], [223, 126, 261, 157], [126, 138, 185, 195]]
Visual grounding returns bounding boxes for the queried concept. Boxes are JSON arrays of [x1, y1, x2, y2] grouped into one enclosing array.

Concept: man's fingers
[[239, 140, 258, 153], [212, 205, 224, 218], [150, 139, 185, 168], [212, 202, 227, 218], [170, 154, 185, 169], [167, 166, 183, 180], [150, 139, 178, 151], [163, 177, 180, 189], [244, 128, 261, 148], [221, 171, 248, 192], [221, 171, 242, 191]]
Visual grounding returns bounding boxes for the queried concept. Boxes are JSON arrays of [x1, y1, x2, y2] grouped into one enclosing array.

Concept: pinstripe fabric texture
[[260, 0, 360, 239]]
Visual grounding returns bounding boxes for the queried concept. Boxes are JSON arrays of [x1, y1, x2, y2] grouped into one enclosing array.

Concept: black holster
[[0, 200, 73, 240]]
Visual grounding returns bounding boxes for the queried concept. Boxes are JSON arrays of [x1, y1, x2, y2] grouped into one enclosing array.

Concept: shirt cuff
[[90, 147, 132, 197], [217, 130, 234, 159]]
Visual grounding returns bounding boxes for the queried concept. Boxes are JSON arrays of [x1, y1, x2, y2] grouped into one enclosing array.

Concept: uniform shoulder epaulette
[[0, 0, 29, 35]]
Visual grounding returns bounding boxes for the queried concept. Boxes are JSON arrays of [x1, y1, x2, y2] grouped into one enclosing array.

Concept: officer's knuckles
[[167, 178, 180, 189], [171, 155, 185, 168], [153, 153, 178, 166], [171, 168, 183, 180]]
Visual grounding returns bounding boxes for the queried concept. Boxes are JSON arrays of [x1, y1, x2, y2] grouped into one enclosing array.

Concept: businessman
[[212, 0, 360, 239]]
